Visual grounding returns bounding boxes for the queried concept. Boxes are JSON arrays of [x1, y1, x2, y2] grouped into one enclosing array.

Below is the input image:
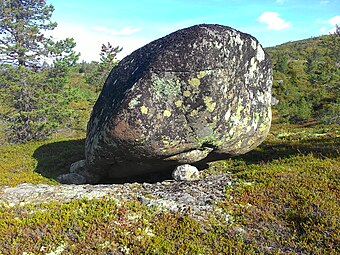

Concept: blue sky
[[47, 0, 340, 61]]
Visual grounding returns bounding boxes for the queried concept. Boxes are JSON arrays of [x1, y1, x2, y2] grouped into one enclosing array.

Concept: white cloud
[[328, 16, 340, 34], [276, 0, 286, 4], [94, 26, 141, 36], [328, 16, 340, 26], [258, 12, 290, 30], [47, 23, 149, 62], [317, 15, 340, 34], [320, 27, 327, 33], [316, 18, 328, 24], [329, 27, 337, 34], [320, 0, 329, 4]]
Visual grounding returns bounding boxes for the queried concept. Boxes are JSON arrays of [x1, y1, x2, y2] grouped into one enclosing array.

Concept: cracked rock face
[[68, 24, 272, 183]]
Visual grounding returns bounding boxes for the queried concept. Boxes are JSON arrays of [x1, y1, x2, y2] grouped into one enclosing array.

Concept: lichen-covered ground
[[0, 123, 339, 254]]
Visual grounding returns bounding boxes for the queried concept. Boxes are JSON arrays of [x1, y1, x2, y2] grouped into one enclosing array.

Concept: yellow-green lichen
[[183, 90, 191, 97], [189, 77, 200, 87], [151, 76, 181, 99], [162, 140, 170, 146], [230, 105, 245, 124], [140, 105, 148, 115], [175, 100, 183, 108], [163, 110, 172, 117], [190, 109, 198, 116], [197, 71, 207, 79], [195, 132, 223, 147], [204, 96, 217, 112], [164, 148, 213, 163], [128, 95, 142, 109], [258, 118, 271, 133]]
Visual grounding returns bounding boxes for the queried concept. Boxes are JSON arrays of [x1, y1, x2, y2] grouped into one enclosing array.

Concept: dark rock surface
[[62, 24, 272, 183]]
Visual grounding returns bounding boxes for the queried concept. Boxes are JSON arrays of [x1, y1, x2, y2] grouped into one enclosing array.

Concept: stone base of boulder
[[58, 159, 102, 184]]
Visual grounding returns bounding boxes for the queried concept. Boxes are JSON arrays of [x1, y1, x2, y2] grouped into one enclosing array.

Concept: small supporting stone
[[57, 173, 87, 185], [57, 159, 100, 184], [70, 159, 86, 173], [172, 164, 200, 181]]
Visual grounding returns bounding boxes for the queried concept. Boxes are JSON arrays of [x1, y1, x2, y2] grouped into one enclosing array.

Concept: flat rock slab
[[0, 174, 233, 219]]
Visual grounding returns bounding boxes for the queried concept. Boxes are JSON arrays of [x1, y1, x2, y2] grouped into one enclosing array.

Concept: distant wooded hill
[[265, 34, 339, 124]]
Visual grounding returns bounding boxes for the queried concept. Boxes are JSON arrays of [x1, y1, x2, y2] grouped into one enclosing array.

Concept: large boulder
[[63, 24, 272, 184]]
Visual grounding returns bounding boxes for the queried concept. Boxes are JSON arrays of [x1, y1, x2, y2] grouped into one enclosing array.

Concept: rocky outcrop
[[1, 174, 234, 219], [61, 24, 272, 184]]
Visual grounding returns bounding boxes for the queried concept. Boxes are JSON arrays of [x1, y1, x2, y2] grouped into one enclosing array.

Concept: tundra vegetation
[[0, 123, 339, 254], [0, 1, 339, 254]]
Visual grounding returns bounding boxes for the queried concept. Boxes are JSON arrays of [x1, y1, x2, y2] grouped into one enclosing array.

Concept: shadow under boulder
[[33, 139, 86, 181]]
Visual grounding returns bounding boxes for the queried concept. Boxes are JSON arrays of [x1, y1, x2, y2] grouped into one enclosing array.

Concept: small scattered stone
[[172, 164, 200, 181]]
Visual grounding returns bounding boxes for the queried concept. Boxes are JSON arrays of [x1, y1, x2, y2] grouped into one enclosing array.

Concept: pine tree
[[335, 24, 340, 36], [0, 0, 79, 143], [86, 42, 122, 92], [0, 0, 57, 67]]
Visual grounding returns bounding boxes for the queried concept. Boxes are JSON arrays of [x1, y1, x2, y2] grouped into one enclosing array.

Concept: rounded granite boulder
[[63, 24, 272, 184]]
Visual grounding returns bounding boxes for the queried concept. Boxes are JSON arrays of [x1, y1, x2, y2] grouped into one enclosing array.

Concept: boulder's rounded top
[[119, 24, 268, 73]]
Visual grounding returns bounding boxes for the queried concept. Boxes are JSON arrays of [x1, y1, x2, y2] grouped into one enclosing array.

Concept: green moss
[[0, 198, 257, 254], [220, 154, 339, 254], [211, 123, 340, 255]]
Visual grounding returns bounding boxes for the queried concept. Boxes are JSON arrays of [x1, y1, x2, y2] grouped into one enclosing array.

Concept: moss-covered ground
[[0, 123, 339, 254]]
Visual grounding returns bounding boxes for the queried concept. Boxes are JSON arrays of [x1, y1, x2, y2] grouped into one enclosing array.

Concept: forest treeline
[[267, 32, 340, 124], [0, 0, 339, 144], [0, 0, 120, 144]]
